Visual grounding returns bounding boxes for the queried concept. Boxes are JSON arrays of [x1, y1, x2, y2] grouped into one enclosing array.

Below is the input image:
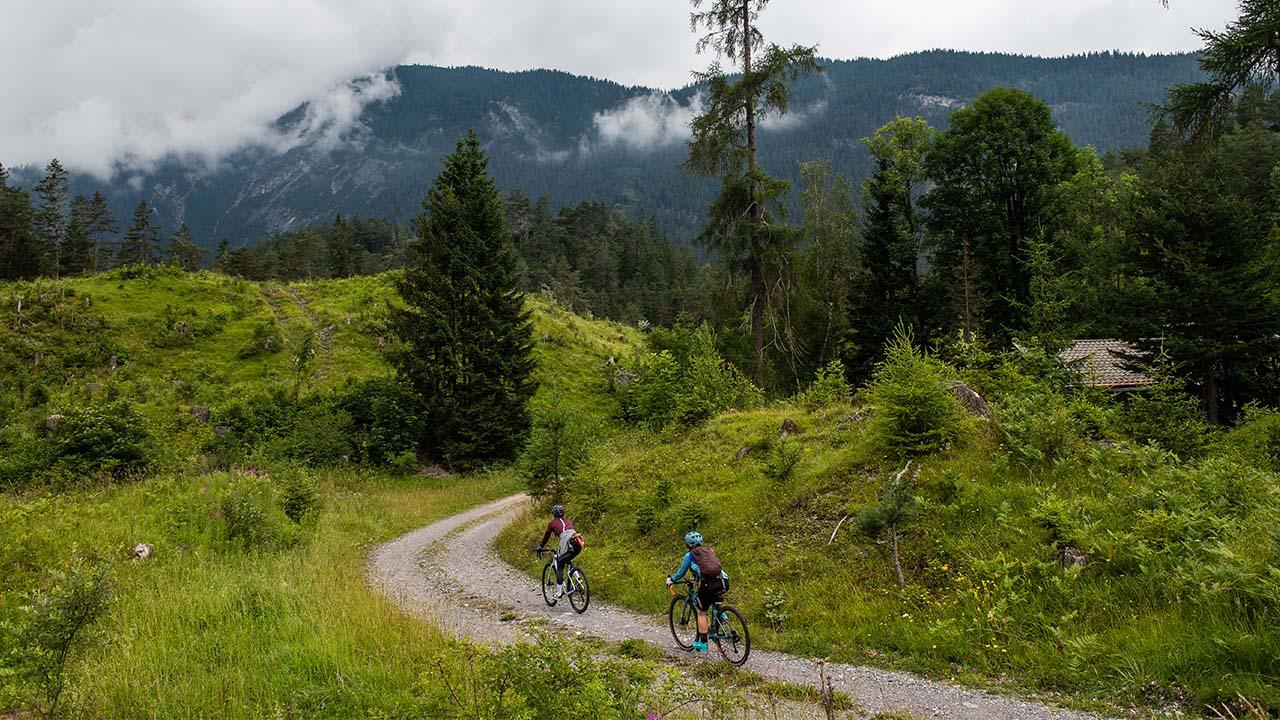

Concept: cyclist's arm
[[669, 551, 695, 582], [538, 522, 555, 549]]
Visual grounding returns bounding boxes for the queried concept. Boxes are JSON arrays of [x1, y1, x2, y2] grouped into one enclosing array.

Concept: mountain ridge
[[11, 50, 1203, 247]]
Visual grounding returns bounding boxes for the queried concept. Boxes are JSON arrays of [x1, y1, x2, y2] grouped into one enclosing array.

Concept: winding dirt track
[[368, 493, 1117, 720]]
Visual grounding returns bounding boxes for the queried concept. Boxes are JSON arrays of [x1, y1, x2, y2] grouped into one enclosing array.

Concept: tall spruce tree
[[85, 191, 118, 272], [166, 223, 203, 271], [686, 0, 819, 386], [33, 159, 70, 278], [60, 195, 94, 276], [0, 163, 41, 280], [329, 214, 354, 278], [388, 131, 536, 469], [118, 200, 160, 267]]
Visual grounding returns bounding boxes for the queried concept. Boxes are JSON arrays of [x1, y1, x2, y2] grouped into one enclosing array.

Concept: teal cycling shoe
[[691, 641, 708, 652]]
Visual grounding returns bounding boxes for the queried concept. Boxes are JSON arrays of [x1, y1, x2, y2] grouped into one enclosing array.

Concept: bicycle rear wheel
[[567, 566, 590, 613], [540, 563, 558, 607], [667, 595, 696, 650], [712, 605, 750, 666]]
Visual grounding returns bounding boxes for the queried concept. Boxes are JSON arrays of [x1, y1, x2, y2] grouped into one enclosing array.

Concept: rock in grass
[[44, 414, 64, 434], [947, 380, 992, 419], [190, 405, 211, 423], [131, 543, 154, 560], [780, 418, 798, 437]]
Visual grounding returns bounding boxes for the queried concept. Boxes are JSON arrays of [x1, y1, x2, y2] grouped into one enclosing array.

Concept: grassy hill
[[0, 268, 668, 719], [496, 335, 1280, 715]]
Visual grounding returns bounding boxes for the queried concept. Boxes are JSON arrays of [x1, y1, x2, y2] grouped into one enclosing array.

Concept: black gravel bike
[[535, 547, 590, 613], [668, 578, 750, 665]]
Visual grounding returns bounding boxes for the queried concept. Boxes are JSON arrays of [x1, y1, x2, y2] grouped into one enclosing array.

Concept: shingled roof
[[1059, 339, 1156, 389]]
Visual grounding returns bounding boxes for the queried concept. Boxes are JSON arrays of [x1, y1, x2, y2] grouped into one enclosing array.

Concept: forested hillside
[[5, 51, 1202, 246]]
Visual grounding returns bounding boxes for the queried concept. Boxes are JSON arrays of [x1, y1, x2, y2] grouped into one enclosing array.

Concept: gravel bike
[[535, 547, 590, 613], [668, 578, 750, 665]]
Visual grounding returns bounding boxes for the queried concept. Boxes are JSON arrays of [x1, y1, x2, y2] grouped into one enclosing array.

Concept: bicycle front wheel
[[567, 566, 590, 613], [713, 605, 750, 666], [667, 595, 696, 650], [540, 563, 557, 607]]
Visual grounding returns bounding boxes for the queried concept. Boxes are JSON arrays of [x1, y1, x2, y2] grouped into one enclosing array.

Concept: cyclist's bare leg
[[697, 608, 709, 634]]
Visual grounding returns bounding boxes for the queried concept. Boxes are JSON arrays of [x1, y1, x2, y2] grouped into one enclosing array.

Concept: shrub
[[237, 321, 283, 358], [10, 553, 111, 719], [672, 496, 711, 533], [1219, 404, 1280, 472], [419, 636, 670, 719], [1121, 356, 1212, 459], [518, 395, 597, 497], [218, 471, 298, 551], [759, 438, 803, 486], [277, 469, 321, 524], [53, 401, 153, 476], [996, 391, 1077, 466], [862, 327, 970, 457], [267, 403, 353, 466], [618, 323, 761, 429], [795, 360, 852, 411], [334, 378, 425, 466]]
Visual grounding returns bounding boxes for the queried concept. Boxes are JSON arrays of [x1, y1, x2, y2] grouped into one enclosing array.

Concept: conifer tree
[[166, 223, 203, 271], [0, 163, 41, 280], [33, 159, 70, 278], [85, 192, 118, 272], [60, 195, 94, 276], [686, 0, 819, 386], [118, 200, 159, 267], [329, 214, 354, 278], [387, 130, 536, 470]]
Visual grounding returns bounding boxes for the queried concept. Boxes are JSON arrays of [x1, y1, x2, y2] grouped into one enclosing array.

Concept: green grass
[[496, 398, 1280, 714], [0, 468, 519, 717]]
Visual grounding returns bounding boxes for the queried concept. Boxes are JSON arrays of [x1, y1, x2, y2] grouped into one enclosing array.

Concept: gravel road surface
[[368, 493, 1120, 720]]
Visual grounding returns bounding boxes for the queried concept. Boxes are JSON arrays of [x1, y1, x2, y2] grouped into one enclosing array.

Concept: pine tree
[[0, 163, 41, 280], [328, 214, 354, 278], [33, 159, 70, 278], [118, 200, 159, 267], [686, 0, 820, 386], [85, 192, 119, 272], [60, 195, 94, 276], [166, 223, 204, 271], [387, 130, 536, 470]]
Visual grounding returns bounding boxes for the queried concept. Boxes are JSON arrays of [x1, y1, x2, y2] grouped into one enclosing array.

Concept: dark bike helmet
[[551, 504, 565, 518], [684, 531, 703, 548]]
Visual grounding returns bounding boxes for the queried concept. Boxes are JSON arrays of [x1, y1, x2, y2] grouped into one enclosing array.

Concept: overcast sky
[[1, 0, 1238, 178]]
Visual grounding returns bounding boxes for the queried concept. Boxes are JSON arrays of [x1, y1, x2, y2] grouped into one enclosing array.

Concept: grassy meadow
[[497, 341, 1280, 715]]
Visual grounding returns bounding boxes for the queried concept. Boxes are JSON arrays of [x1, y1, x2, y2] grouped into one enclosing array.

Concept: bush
[[618, 323, 762, 429], [862, 327, 971, 457], [218, 471, 298, 551], [1219, 404, 1280, 472], [1121, 356, 1212, 459], [759, 438, 803, 486], [53, 401, 153, 476], [795, 360, 852, 411], [267, 403, 353, 466], [419, 636, 672, 719], [519, 395, 597, 497], [10, 553, 112, 719], [277, 469, 321, 524], [996, 391, 1078, 466], [334, 378, 425, 466]]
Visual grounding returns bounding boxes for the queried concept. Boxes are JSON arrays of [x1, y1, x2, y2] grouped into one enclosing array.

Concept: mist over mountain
[[15, 50, 1202, 247]]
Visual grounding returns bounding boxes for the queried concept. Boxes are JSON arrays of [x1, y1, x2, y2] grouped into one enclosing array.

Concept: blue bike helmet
[[551, 504, 565, 518], [684, 531, 703, 548]]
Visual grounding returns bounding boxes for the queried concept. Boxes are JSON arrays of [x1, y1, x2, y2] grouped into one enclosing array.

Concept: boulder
[[190, 406, 211, 423], [947, 381, 992, 420], [735, 446, 751, 459], [1051, 546, 1087, 570], [44, 414, 64, 433], [780, 418, 798, 438], [611, 368, 637, 389], [131, 543, 154, 561]]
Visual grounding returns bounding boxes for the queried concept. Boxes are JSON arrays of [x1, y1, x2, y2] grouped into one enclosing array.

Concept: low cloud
[[0, 1, 448, 178], [758, 100, 828, 131], [593, 93, 703, 150]]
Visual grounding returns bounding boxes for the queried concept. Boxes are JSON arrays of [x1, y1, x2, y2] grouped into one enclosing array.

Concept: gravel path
[[368, 493, 1120, 720]]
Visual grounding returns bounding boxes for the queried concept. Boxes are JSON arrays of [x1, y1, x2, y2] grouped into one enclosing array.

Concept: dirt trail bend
[[368, 493, 1115, 720]]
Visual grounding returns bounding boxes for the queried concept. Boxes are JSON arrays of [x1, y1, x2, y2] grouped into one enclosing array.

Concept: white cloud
[[759, 100, 828, 131], [0, 0, 447, 178], [593, 93, 703, 150]]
